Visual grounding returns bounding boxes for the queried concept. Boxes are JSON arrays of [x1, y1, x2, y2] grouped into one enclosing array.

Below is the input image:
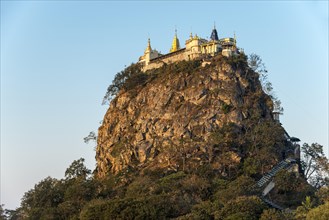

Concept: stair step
[[255, 158, 296, 189]]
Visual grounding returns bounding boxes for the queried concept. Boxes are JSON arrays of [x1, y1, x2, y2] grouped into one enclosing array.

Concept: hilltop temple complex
[[138, 25, 240, 71]]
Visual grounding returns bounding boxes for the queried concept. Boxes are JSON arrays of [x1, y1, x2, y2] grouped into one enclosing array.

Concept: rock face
[[96, 56, 274, 177]]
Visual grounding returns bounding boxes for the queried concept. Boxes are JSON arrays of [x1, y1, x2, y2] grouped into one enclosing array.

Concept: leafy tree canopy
[[301, 143, 329, 188], [102, 63, 144, 105], [248, 53, 283, 114], [65, 158, 91, 180]]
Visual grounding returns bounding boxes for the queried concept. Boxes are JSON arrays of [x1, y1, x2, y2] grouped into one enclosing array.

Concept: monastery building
[[138, 25, 240, 71]]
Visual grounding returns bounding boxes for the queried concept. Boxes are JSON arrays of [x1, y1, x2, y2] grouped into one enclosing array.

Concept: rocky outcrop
[[96, 56, 274, 177]]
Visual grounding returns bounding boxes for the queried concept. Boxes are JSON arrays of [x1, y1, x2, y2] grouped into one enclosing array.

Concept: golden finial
[[145, 38, 151, 53], [170, 28, 180, 53]]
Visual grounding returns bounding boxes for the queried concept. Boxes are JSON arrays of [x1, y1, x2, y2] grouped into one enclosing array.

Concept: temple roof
[[210, 26, 219, 41]]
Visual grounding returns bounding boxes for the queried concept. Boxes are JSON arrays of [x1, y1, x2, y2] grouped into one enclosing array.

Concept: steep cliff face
[[96, 55, 276, 178]]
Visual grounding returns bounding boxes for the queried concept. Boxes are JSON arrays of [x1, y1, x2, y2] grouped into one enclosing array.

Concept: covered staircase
[[257, 158, 296, 187], [255, 158, 297, 210]]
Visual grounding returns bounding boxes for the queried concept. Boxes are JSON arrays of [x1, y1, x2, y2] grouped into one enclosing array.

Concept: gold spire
[[170, 29, 180, 53], [145, 38, 152, 53]]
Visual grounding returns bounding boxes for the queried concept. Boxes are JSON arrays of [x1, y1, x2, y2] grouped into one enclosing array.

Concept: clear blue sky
[[1, 1, 328, 210]]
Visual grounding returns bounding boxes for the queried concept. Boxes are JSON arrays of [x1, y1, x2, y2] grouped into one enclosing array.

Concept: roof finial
[[234, 31, 237, 47], [210, 23, 219, 41], [170, 27, 180, 53], [145, 38, 151, 53]]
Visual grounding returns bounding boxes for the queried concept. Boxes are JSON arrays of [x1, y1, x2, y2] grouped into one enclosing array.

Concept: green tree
[[248, 53, 283, 114], [18, 158, 97, 220], [215, 176, 257, 205], [247, 53, 270, 94], [295, 196, 314, 219], [315, 186, 329, 204], [219, 196, 265, 220], [102, 63, 143, 105], [3, 207, 25, 220], [301, 143, 329, 188], [274, 170, 300, 194], [243, 120, 285, 175], [306, 201, 329, 220], [61, 159, 98, 219], [79, 199, 108, 220], [0, 205, 6, 220], [80, 195, 173, 220], [65, 158, 91, 180], [248, 53, 266, 74], [20, 177, 64, 219], [190, 200, 216, 220], [260, 209, 286, 220]]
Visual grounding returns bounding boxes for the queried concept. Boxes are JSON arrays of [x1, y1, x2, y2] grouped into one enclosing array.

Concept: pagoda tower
[[170, 29, 180, 53]]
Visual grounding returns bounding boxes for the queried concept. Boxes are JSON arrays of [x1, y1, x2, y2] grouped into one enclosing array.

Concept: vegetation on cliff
[[3, 151, 328, 219], [2, 54, 328, 220]]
